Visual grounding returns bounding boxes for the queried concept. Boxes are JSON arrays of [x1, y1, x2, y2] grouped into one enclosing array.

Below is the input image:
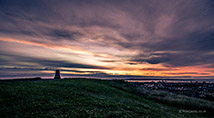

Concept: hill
[[0, 78, 213, 118]]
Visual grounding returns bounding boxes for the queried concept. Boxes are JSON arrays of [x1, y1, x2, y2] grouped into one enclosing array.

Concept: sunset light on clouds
[[0, 0, 213, 79]]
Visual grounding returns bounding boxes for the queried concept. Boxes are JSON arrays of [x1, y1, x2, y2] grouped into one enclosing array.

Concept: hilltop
[[0, 78, 213, 118]]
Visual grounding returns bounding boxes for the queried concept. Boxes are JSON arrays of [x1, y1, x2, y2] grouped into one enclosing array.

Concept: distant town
[[130, 80, 214, 101]]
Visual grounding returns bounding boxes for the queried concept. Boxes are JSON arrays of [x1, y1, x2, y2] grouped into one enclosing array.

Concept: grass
[[0, 78, 213, 118]]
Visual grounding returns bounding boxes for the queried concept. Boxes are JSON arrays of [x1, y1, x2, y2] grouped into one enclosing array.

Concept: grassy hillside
[[0, 78, 213, 118]]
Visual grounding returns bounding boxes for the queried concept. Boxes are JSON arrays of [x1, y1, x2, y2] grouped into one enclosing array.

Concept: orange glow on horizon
[[1, 37, 213, 77]]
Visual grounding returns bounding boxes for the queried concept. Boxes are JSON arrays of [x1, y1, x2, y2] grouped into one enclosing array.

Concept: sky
[[0, 0, 214, 79]]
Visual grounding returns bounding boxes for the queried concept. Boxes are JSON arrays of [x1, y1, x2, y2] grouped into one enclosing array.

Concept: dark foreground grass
[[0, 78, 213, 118]]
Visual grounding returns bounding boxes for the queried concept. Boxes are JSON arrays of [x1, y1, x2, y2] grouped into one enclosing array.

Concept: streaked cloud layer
[[0, 0, 213, 78]]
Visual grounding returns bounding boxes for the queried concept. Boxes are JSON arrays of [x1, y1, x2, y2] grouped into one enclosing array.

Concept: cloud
[[0, 0, 214, 78], [99, 60, 117, 63], [0, 53, 109, 69], [163, 72, 211, 75], [38, 60, 109, 69], [46, 29, 82, 40], [131, 50, 214, 67], [140, 68, 178, 71]]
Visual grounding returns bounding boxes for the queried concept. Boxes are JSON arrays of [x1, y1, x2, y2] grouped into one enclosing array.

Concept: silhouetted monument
[[54, 70, 61, 79]]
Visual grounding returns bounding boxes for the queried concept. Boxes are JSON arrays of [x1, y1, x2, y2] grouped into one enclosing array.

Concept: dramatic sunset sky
[[0, 0, 213, 79]]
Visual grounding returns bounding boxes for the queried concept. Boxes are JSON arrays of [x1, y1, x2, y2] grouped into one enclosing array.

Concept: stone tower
[[54, 70, 61, 79]]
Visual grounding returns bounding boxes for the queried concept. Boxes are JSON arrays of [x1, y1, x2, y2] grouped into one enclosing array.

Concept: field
[[0, 78, 213, 118]]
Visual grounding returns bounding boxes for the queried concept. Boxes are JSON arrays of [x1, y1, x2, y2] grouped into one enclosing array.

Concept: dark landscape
[[0, 78, 214, 118]]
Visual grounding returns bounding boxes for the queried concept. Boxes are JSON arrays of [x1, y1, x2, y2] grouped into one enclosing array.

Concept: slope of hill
[[0, 78, 213, 118]]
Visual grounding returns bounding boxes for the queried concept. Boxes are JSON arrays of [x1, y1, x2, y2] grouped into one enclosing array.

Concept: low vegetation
[[0, 78, 213, 118]]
